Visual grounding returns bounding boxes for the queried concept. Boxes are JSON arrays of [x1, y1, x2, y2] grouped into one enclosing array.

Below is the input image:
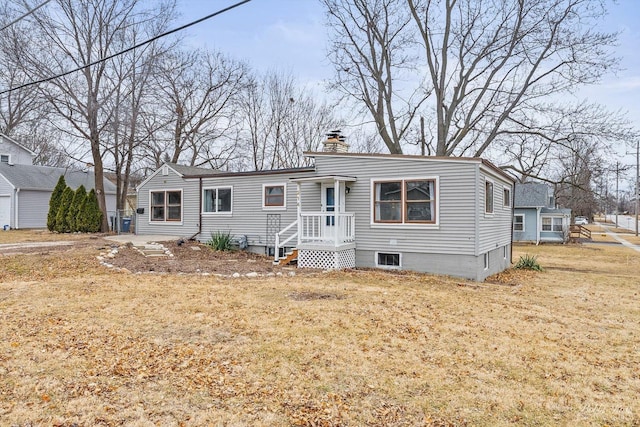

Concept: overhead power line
[[0, 0, 52, 32], [0, 0, 252, 95]]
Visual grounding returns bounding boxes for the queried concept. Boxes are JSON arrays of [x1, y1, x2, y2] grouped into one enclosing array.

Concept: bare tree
[[239, 70, 343, 170], [324, 0, 621, 157], [103, 8, 175, 211], [142, 49, 248, 169], [23, 0, 175, 230], [0, 3, 46, 137], [323, 0, 427, 154]]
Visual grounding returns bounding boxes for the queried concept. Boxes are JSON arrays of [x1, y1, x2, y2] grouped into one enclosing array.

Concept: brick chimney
[[322, 130, 349, 153]]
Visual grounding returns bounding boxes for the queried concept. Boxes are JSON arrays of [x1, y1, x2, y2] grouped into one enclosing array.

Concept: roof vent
[[322, 130, 349, 153]]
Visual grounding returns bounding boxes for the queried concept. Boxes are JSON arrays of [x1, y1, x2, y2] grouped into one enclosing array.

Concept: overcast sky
[[177, 0, 640, 171]]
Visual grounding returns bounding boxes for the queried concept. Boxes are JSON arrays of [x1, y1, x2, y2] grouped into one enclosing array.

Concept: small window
[[503, 187, 511, 207], [203, 187, 232, 213], [376, 252, 401, 269], [514, 215, 524, 231], [485, 180, 494, 214], [484, 253, 489, 270], [0, 154, 9, 163], [263, 184, 286, 209], [150, 190, 182, 222]]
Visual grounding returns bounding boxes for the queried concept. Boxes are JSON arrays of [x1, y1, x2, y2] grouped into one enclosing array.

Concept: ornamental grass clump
[[207, 230, 234, 251], [515, 254, 543, 271]]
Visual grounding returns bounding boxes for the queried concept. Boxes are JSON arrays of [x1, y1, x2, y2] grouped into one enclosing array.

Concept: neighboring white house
[[513, 182, 571, 244], [0, 133, 117, 229], [136, 139, 515, 281]]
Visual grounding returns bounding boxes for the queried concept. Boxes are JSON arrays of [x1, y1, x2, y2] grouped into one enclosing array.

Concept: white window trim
[[541, 216, 563, 232], [369, 176, 440, 229], [485, 178, 495, 215], [202, 186, 233, 216], [503, 186, 512, 208], [262, 183, 287, 211], [148, 188, 183, 225], [514, 214, 525, 232], [375, 251, 402, 270], [0, 154, 10, 163]]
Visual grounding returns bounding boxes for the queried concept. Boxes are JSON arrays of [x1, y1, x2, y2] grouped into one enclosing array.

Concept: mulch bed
[[106, 240, 305, 275]]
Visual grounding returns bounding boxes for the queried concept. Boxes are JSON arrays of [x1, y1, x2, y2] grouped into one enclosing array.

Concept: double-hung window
[[203, 187, 232, 214], [373, 178, 437, 224], [263, 184, 286, 209], [514, 215, 525, 231], [151, 190, 182, 222]]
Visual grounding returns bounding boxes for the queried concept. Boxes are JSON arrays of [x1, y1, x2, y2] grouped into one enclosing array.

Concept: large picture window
[[151, 190, 182, 222], [203, 187, 232, 213], [373, 178, 436, 224]]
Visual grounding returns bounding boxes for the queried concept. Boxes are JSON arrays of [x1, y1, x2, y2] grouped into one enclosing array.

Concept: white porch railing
[[299, 212, 355, 244], [274, 212, 355, 263], [274, 219, 298, 263]]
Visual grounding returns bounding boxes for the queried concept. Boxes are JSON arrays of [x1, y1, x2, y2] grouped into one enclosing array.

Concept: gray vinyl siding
[[13, 189, 116, 229], [313, 156, 482, 256], [477, 168, 514, 254], [197, 171, 317, 248], [136, 168, 317, 245], [136, 169, 199, 237], [0, 136, 33, 165]]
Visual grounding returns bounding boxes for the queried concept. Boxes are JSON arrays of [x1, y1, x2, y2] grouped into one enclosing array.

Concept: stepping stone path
[[134, 243, 173, 258]]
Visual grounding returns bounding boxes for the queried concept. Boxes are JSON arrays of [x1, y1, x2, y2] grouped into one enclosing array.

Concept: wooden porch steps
[[273, 248, 298, 266]]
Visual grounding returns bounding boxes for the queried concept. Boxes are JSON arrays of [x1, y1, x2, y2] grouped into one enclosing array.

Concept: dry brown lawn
[[1, 232, 639, 426]]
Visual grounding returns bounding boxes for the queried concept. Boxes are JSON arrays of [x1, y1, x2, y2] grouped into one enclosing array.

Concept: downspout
[[296, 182, 301, 246], [14, 188, 19, 229], [536, 207, 541, 245], [474, 166, 480, 257], [188, 178, 203, 241], [510, 185, 515, 264], [197, 177, 203, 239]]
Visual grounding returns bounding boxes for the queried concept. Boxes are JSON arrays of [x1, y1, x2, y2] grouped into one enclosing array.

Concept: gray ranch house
[[513, 182, 571, 244], [0, 133, 117, 229], [136, 142, 515, 281]]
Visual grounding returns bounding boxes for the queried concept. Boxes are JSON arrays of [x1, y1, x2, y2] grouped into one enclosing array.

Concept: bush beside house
[[47, 183, 103, 233]]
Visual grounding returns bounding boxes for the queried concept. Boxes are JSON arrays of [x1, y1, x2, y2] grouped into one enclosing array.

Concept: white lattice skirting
[[298, 248, 356, 270]]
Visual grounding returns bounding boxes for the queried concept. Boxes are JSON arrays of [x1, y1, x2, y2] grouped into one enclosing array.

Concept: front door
[[322, 185, 335, 226]]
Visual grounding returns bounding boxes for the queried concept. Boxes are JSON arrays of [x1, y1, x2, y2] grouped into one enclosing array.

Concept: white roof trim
[[136, 162, 184, 190], [290, 175, 357, 183], [0, 171, 16, 190]]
